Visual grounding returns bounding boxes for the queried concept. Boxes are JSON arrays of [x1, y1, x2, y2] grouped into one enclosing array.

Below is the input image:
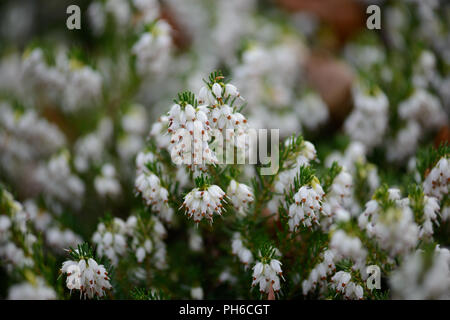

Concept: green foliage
[[373, 184, 396, 211], [408, 184, 425, 225], [320, 161, 342, 195], [206, 70, 225, 86], [194, 174, 212, 190], [67, 242, 95, 261], [131, 287, 170, 300], [174, 91, 199, 108]]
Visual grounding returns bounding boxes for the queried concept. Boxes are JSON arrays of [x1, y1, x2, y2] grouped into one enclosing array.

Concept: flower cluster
[[288, 183, 324, 231], [132, 20, 173, 76], [330, 271, 364, 300], [7, 276, 56, 300], [267, 137, 317, 214], [302, 229, 368, 300], [252, 259, 283, 295], [231, 232, 253, 266], [358, 188, 420, 257], [61, 257, 111, 299], [0, 0, 449, 301], [390, 246, 450, 299], [92, 217, 128, 265], [344, 85, 389, 151], [182, 184, 226, 224], [126, 214, 167, 268], [165, 74, 248, 171], [423, 157, 449, 200], [94, 164, 121, 198], [22, 48, 102, 113], [135, 153, 173, 223], [227, 180, 254, 217]]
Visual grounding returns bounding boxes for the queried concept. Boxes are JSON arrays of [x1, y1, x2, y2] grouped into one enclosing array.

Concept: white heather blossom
[[325, 142, 380, 214], [252, 259, 283, 294], [423, 157, 449, 200], [167, 102, 217, 169], [118, 134, 145, 162], [302, 249, 336, 296], [413, 50, 436, 88], [288, 182, 325, 231], [133, 0, 160, 26], [0, 242, 34, 270], [303, 232, 368, 299], [21, 48, 65, 103], [87, 1, 106, 36], [227, 180, 254, 217], [386, 120, 422, 162], [442, 206, 450, 221], [126, 215, 167, 266], [295, 93, 329, 131], [211, 0, 256, 63], [35, 152, 85, 207], [0, 191, 35, 271], [162, 76, 249, 171], [344, 85, 389, 151], [121, 104, 148, 135], [231, 232, 253, 266], [321, 170, 355, 227], [358, 190, 420, 257], [7, 277, 57, 300], [330, 271, 351, 294], [74, 117, 113, 172], [132, 20, 172, 75], [190, 286, 204, 300], [23, 200, 52, 230], [1, 0, 449, 303], [135, 168, 173, 223], [62, 65, 102, 112], [344, 44, 385, 71], [218, 268, 238, 284], [0, 102, 65, 160], [24, 200, 82, 251], [74, 133, 104, 172], [149, 116, 171, 149], [188, 228, 203, 252], [325, 141, 367, 172], [135, 151, 156, 174], [231, 35, 306, 137], [420, 195, 440, 238], [94, 164, 121, 197], [92, 218, 127, 265], [329, 230, 367, 272], [330, 271, 363, 300], [61, 257, 112, 299], [46, 227, 83, 251], [398, 88, 446, 130], [268, 139, 317, 214], [21, 48, 103, 113], [390, 246, 450, 299], [182, 185, 226, 223], [105, 0, 131, 28]]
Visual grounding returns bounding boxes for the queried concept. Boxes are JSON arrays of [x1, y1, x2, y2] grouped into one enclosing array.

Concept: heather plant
[[0, 0, 448, 300]]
